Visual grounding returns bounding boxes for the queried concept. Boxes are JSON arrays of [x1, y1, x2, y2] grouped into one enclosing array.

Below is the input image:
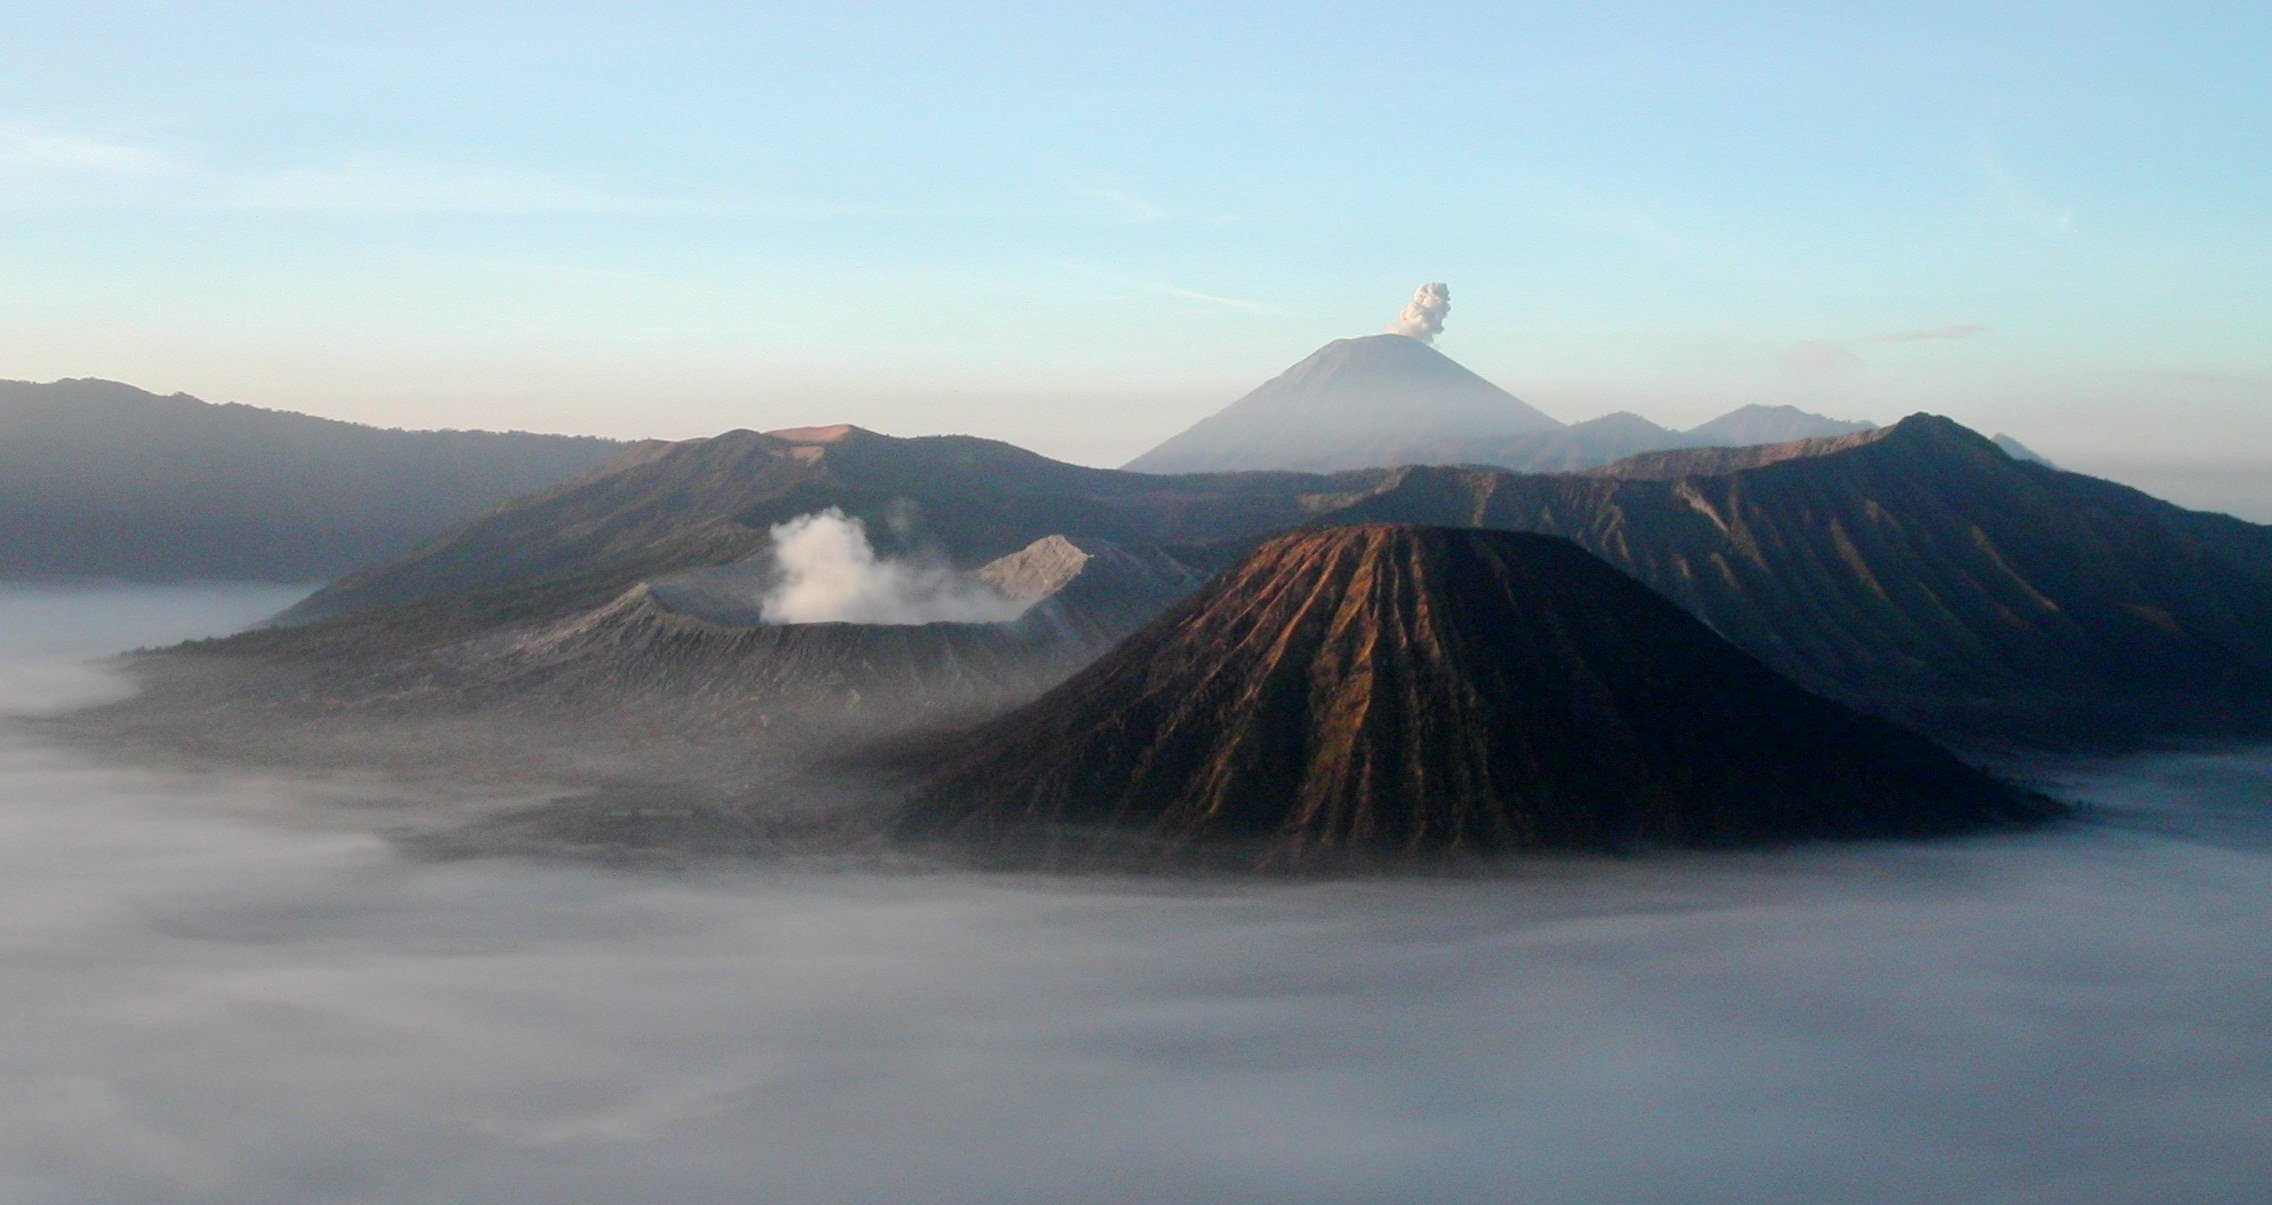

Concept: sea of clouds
[[1, 586, 2268, 1203]]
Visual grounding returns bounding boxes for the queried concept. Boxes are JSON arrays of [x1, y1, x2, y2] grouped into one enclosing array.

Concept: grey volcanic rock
[[363, 532, 1217, 737], [472, 584, 1083, 731], [906, 525, 2054, 867], [0, 377, 624, 583], [981, 535, 1211, 640], [1124, 334, 1563, 474]]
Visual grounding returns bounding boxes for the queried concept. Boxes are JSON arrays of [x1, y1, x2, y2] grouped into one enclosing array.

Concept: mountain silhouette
[[0, 378, 623, 582]]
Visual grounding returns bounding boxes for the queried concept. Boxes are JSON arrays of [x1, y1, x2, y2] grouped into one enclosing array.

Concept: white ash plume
[[1386, 282, 1452, 344]]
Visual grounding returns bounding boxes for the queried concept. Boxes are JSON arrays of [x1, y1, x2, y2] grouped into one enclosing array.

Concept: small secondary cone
[[903, 524, 2055, 866]]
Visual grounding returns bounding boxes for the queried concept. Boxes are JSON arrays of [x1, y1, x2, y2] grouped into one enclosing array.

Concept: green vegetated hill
[[0, 378, 626, 582], [248, 413, 2272, 743], [905, 526, 2054, 867]]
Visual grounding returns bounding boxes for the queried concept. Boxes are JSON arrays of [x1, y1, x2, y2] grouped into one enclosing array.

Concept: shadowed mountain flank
[[0, 378, 625, 583], [1586, 424, 1891, 480], [1124, 334, 1564, 474], [905, 526, 2052, 866], [1328, 417, 2272, 739], [1414, 407, 1880, 476]]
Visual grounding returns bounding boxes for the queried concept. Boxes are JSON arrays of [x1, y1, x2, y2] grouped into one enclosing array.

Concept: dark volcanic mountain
[[0, 378, 624, 583], [1123, 334, 1564, 474], [239, 412, 2272, 745], [905, 525, 2051, 866], [1330, 416, 2272, 739]]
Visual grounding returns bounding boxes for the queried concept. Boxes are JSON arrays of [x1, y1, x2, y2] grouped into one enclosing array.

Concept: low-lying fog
[[4, 588, 2269, 1203]]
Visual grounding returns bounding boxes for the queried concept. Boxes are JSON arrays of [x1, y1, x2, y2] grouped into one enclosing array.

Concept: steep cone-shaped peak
[[906, 524, 2051, 866], [1124, 334, 1563, 475]]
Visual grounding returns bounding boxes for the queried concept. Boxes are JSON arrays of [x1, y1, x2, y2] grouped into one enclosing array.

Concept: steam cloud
[[3, 590, 2272, 1200], [1386, 281, 1452, 344], [758, 508, 1027, 625]]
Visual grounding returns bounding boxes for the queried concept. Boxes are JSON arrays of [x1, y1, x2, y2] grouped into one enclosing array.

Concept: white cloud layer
[[2, 589, 2271, 1201]]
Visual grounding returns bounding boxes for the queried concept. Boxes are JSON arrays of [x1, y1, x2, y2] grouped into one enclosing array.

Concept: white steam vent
[[758, 509, 1028, 625]]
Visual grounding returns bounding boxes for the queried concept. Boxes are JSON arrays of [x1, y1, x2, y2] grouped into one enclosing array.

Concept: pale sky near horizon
[[2, 4, 2267, 515]]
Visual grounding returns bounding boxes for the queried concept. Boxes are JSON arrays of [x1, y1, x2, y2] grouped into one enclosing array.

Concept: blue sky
[[2, 3, 2266, 512]]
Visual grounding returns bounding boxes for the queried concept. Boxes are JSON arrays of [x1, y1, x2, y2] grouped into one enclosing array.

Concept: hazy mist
[[3, 589, 2270, 1203]]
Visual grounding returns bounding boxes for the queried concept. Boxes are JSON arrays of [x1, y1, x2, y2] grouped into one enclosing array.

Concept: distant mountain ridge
[[1123, 335, 1874, 475], [0, 378, 626, 583], [237, 411, 2272, 745], [1686, 403, 1875, 447]]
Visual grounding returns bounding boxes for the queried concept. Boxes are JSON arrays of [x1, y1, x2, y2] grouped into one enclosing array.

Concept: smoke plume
[[1386, 282, 1452, 343], [758, 509, 1027, 625]]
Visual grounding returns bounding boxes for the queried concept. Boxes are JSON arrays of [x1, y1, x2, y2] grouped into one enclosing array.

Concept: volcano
[[1124, 334, 1563, 474], [904, 525, 2052, 865]]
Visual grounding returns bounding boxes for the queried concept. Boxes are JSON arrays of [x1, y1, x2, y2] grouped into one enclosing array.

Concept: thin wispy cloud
[[1974, 146, 2076, 234], [1072, 185, 1171, 225], [1777, 339, 1865, 397], [1868, 323, 1989, 343], [1054, 260, 1285, 317], [2127, 368, 2272, 390], [0, 122, 876, 219], [0, 124, 170, 174], [1147, 282, 1284, 315]]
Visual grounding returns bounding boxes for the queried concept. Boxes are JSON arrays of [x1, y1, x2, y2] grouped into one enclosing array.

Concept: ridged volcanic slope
[[907, 525, 2050, 863]]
